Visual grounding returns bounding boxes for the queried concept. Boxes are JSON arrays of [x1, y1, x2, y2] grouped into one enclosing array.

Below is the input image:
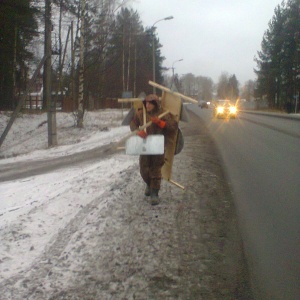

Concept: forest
[[254, 0, 300, 111], [0, 0, 299, 112]]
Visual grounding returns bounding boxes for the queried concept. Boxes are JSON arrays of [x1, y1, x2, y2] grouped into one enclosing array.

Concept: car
[[198, 100, 209, 109], [213, 100, 237, 119]]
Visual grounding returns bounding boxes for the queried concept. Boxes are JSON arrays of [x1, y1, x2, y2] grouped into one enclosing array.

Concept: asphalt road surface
[[191, 105, 300, 300]]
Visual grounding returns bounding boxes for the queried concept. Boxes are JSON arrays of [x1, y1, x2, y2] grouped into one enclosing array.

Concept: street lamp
[[152, 16, 174, 93], [294, 31, 300, 113], [171, 59, 183, 89]]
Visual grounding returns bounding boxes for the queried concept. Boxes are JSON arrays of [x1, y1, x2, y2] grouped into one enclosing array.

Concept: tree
[[0, 0, 38, 110], [216, 72, 239, 100], [228, 74, 239, 100], [241, 80, 256, 101], [254, 0, 300, 111], [85, 6, 160, 101], [180, 73, 196, 96], [0, 0, 169, 113], [50, 0, 134, 117], [217, 72, 229, 99], [178, 73, 213, 100], [198, 76, 213, 101]]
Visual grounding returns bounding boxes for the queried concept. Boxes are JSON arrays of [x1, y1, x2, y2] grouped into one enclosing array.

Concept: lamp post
[[152, 16, 173, 93], [294, 32, 300, 113], [170, 59, 183, 89]]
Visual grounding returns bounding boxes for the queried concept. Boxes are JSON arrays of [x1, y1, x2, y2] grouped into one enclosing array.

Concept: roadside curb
[[241, 110, 300, 121]]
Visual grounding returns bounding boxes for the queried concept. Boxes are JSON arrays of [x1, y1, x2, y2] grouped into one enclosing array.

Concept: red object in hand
[[150, 116, 166, 128], [137, 130, 147, 139]]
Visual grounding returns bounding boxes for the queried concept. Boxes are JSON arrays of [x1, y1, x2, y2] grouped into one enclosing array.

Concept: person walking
[[130, 94, 178, 205]]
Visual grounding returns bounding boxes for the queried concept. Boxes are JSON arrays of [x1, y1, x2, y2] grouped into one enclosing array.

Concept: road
[[190, 105, 300, 300]]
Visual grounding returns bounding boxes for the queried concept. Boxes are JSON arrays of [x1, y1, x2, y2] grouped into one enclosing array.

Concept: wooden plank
[[143, 104, 146, 131], [115, 110, 170, 148], [118, 98, 143, 103], [169, 179, 185, 190], [160, 91, 182, 181], [148, 80, 198, 104], [133, 99, 143, 111], [118, 82, 186, 189], [161, 90, 182, 118]]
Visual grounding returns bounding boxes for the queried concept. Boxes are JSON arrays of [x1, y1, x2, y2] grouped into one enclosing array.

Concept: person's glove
[[137, 130, 147, 139], [150, 116, 166, 128]]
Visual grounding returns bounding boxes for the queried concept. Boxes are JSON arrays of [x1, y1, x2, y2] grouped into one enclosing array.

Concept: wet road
[[190, 105, 300, 300]]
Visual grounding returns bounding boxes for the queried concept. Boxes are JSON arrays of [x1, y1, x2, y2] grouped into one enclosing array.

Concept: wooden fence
[[23, 96, 131, 112]]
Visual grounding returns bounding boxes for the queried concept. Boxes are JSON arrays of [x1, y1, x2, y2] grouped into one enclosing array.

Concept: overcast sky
[[130, 0, 282, 85]]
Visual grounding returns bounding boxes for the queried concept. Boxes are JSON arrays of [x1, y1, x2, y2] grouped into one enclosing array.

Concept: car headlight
[[229, 106, 237, 114], [217, 106, 224, 113]]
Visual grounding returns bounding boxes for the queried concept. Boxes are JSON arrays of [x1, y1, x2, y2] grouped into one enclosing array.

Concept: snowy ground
[[0, 109, 250, 299], [0, 109, 138, 282]]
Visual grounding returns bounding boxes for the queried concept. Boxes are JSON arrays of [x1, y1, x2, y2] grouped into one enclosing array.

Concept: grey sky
[[131, 0, 282, 85]]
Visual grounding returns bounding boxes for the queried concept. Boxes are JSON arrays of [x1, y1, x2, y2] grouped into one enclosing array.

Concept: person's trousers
[[139, 154, 164, 190]]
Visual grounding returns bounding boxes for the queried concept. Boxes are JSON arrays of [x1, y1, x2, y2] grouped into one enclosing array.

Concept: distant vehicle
[[198, 100, 209, 109], [213, 100, 237, 119]]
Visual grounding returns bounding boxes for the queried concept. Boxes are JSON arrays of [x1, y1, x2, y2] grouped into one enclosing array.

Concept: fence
[[22, 96, 131, 112]]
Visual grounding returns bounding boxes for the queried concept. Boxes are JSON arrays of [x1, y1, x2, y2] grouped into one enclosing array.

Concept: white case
[[125, 135, 164, 155]]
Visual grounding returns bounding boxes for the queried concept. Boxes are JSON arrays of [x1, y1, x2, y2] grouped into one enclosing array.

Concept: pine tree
[[0, 0, 38, 110], [84, 7, 161, 102], [255, 0, 300, 110]]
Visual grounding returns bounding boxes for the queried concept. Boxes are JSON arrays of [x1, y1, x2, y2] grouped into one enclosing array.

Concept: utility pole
[[44, 0, 57, 146], [122, 26, 125, 93], [71, 21, 76, 111], [77, 0, 85, 128], [295, 38, 299, 113], [170, 59, 183, 90]]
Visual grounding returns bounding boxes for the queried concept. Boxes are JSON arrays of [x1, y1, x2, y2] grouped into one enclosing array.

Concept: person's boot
[[150, 189, 160, 205], [144, 185, 151, 196]]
